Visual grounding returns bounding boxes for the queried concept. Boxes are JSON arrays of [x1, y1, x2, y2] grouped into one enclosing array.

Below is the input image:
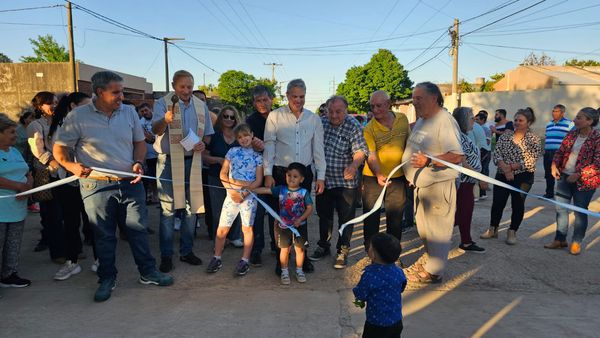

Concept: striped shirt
[[545, 117, 574, 151]]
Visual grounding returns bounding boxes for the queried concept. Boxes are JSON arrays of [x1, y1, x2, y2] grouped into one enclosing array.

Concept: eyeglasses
[[223, 115, 236, 120]]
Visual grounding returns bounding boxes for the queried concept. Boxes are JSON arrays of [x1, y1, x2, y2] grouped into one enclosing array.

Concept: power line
[[0, 4, 63, 13], [386, 0, 421, 38], [0, 21, 65, 26], [480, 0, 567, 29], [69, 1, 219, 73], [461, 0, 520, 24], [464, 20, 600, 37], [170, 44, 220, 74], [463, 42, 600, 56], [408, 44, 451, 72], [461, 0, 547, 37], [484, 2, 600, 31], [404, 30, 449, 66]]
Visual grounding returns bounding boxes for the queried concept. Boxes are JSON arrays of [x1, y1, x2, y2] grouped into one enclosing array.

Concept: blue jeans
[[79, 178, 156, 281], [157, 155, 198, 258], [554, 175, 595, 243]]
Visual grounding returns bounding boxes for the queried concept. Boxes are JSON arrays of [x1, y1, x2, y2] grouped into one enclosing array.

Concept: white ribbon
[[248, 191, 301, 237], [0, 175, 79, 199], [424, 154, 600, 218], [0, 166, 298, 237], [339, 153, 600, 235], [337, 161, 409, 235]]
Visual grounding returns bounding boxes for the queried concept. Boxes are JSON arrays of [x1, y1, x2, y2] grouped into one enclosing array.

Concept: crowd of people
[[1, 68, 599, 336]]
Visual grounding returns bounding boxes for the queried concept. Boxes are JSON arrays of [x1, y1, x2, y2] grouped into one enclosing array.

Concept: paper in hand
[[179, 128, 201, 151]]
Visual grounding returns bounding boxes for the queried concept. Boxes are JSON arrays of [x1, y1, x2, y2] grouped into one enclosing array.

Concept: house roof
[[525, 66, 600, 85]]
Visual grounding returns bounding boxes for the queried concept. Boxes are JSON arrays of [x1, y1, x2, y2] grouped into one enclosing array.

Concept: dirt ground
[[1, 161, 600, 337]]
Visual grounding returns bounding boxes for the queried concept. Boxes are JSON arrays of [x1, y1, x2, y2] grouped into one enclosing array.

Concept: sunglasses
[[223, 115, 236, 120]]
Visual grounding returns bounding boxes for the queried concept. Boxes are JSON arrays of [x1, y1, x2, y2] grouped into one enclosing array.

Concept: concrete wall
[[445, 85, 600, 135], [79, 64, 153, 94], [0, 63, 74, 119]]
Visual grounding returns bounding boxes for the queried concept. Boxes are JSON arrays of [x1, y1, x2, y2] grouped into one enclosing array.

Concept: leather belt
[[88, 176, 134, 182]]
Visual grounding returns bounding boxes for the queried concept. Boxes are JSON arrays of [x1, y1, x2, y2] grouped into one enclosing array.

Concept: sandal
[[407, 269, 442, 284], [404, 263, 425, 274]]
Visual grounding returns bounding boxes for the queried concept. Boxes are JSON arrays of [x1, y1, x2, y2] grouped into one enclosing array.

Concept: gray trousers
[[415, 180, 456, 276], [0, 221, 24, 279]]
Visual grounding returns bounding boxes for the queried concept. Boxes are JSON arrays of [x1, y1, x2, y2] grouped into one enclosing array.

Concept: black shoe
[[309, 246, 330, 261], [303, 260, 315, 273], [543, 193, 554, 199], [180, 252, 203, 265], [0, 273, 31, 288], [34, 242, 47, 252], [206, 257, 223, 273], [250, 252, 262, 267], [159, 256, 173, 273], [235, 260, 250, 276], [459, 242, 486, 253]]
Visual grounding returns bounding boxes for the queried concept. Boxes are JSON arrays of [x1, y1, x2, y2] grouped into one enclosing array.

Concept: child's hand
[[229, 190, 243, 203], [353, 299, 365, 308]]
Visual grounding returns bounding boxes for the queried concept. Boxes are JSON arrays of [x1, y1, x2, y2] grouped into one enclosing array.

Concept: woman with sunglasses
[[202, 106, 243, 246]]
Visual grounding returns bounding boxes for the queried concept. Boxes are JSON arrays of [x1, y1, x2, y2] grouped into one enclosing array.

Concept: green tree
[[20, 35, 69, 63], [481, 73, 505, 92], [336, 49, 412, 115], [459, 79, 474, 93], [198, 84, 217, 96], [0, 53, 12, 63], [564, 58, 600, 67], [217, 70, 278, 114]]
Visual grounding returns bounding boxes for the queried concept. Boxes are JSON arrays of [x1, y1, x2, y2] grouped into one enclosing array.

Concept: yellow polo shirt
[[363, 113, 409, 178]]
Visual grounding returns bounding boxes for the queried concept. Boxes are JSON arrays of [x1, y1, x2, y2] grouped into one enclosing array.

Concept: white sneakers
[[54, 261, 82, 281], [91, 259, 99, 272]]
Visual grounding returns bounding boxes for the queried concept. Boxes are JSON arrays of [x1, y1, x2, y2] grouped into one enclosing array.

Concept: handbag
[[32, 161, 53, 202], [30, 119, 53, 202]]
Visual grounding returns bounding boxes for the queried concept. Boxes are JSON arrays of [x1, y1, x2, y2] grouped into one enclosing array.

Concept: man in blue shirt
[[543, 104, 573, 198]]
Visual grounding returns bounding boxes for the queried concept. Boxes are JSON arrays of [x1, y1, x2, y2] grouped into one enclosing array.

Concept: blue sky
[[2, 0, 600, 110]]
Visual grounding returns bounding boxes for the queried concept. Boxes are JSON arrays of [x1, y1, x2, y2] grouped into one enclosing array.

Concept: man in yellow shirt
[[362, 90, 409, 252]]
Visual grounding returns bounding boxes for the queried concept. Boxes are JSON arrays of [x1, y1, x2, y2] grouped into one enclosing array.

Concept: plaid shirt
[[322, 115, 368, 189]]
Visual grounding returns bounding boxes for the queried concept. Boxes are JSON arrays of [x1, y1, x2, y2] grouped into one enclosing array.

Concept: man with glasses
[[361, 90, 409, 254]]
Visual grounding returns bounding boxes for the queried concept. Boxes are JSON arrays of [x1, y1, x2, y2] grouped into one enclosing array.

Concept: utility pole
[[163, 37, 185, 91], [264, 62, 283, 82], [66, 1, 77, 91], [450, 18, 460, 107], [329, 76, 336, 94]]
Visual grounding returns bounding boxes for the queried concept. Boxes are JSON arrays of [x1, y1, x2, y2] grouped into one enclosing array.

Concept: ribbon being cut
[[3, 153, 598, 235], [338, 153, 600, 235], [0, 166, 301, 236]]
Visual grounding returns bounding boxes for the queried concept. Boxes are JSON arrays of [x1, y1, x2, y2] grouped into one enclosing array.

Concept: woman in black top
[[203, 106, 242, 245]]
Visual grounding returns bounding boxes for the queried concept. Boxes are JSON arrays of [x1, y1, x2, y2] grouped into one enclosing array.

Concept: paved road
[[2, 162, 600, 337]]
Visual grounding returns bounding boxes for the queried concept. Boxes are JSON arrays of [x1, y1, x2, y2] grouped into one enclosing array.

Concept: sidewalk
[[1, 162, 599, 337]]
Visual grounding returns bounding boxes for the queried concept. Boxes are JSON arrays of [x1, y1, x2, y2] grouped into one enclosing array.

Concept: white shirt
[[263, 105, 326, 180], [564, 135, 587, 174]]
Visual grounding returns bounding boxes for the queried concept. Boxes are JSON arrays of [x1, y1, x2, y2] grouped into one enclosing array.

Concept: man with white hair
[[361, 90, 409, 253], [263, 78, 326, 274]]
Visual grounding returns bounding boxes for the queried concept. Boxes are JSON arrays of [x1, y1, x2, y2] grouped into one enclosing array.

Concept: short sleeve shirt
[[0, 147, 28, 222], [362, 113, 409, 178], [271, 186, 313, 226], [225, 146, 263, 181], [55, 101, 145, 174], [402, 109, 464, 188]]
